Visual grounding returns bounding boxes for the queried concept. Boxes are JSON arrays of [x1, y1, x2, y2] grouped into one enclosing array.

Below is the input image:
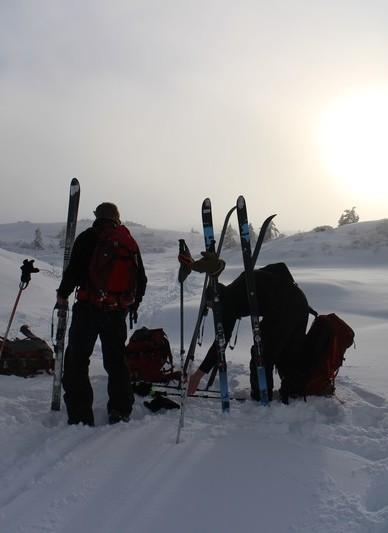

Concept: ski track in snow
[[1, 374, 388, 532]]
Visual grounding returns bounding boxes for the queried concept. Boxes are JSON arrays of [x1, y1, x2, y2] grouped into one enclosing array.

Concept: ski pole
[[147, 382, 221, 394], [0, 259, 39, 359], [178, 239, 191, 364], [155, 389, 246, 402], [176, 239, 195, 443]]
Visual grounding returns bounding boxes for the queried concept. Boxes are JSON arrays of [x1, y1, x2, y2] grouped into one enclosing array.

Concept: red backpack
[[302, 312, 354, 395], [85, 225, 139, 307], [125, 327, 181, 383]]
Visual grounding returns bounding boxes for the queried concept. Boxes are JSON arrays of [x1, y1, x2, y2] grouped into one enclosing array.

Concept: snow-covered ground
[[1, 219, 388, 533]]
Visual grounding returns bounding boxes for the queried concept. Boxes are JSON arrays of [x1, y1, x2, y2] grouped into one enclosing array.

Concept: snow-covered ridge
[[1, 218, 388, 268], [0, 219, 203, 264], [259, 218, 388, 266]]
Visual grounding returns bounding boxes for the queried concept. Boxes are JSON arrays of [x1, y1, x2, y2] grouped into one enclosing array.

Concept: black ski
[[252, 214, 277, 267], [51, 178, 80, 411], [201, 198, 230, 413], [236, 195, 269, 406]]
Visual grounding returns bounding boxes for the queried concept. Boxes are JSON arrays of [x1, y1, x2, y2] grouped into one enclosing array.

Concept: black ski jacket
[[199, 263, 309, 374], [57, 219, 147, 304]]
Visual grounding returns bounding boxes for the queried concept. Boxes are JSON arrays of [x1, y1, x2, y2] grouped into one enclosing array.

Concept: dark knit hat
[[93, 203, 120, 221]]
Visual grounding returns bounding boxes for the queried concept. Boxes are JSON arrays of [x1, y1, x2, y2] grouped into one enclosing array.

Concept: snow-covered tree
[[32, 227, 44, 250], [56, 226, 66, 248], [313, 225, 334, 232], [248, 223, 257, 247], [338, 207, 360, 227], [223, 223, 239, 248], [263, 221, 281, 242]]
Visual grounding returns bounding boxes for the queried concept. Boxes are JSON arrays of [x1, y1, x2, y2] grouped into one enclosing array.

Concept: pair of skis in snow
[[209, 196, 275, 409], [176, 201, 237, 442], [176, 196, 275, 441]]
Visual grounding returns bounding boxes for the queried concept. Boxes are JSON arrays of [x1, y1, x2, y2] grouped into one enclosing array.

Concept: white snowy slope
[[0, 220, 388, 533]]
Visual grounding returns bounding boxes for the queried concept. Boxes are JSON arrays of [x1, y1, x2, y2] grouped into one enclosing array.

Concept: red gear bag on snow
[[125, 327, 181, 383], [302, 313, 354, 395]]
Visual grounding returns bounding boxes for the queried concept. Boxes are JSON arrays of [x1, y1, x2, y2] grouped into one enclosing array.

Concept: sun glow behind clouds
[[317, 88, 388, 196]]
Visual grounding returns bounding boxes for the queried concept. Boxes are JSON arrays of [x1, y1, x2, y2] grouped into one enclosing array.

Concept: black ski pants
[[62, 301, 133, 424]]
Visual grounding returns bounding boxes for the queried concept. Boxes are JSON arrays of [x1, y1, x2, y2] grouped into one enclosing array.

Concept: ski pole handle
[[20, 259, 39, 289], [178, 239, 193, 283]]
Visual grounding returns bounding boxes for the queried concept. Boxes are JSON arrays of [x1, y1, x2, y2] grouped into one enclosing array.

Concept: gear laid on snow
[[0, 325, 54, 377], [125, 327, 180, 383], [144, 392, 180, 413]]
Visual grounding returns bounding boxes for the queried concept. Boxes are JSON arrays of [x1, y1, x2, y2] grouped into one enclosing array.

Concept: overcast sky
[[1, 0, 388, 232]]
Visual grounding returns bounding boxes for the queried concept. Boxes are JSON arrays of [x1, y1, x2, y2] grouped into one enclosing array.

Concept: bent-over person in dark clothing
[[188, 263, 309, 403], [57, 202, 147, 425]]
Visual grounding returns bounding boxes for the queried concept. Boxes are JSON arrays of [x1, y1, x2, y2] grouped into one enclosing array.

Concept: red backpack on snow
[[302, 311, 355, 396], [82, 225, 139, 308], [125, 327, 181, 383]]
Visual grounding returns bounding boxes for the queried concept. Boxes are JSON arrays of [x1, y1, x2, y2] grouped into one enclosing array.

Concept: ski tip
[[70, 178, 80, 195], [237, 195, 245, 208], [202, 197, 211, 207]]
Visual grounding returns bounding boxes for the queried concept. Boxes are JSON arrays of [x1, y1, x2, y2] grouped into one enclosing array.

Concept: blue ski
[[236, 195, 269, 406], [201, 198, 230, 413]]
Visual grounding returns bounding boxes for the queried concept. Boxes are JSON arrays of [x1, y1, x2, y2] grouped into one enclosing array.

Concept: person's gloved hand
[[130, 301, 139, 323], [178, 241, 194, 283], [192, 251, 225, 276], [178, 252, 194, 268]]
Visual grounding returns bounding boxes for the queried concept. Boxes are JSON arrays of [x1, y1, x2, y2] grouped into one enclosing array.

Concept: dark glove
[[133, 382, 153, 396], [178, 253, 194, 268], [178, 240, 194, 283], [129, 302, 139, 326], [144, 392, 180, 412], [192, 251, 225, 276], [20, 259, 39, 287]]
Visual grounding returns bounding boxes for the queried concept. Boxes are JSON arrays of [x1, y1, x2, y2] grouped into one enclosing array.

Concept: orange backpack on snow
[[302, 311, 355, 395]]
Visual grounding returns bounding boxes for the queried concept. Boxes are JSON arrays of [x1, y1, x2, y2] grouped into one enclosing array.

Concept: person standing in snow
[[56, 203, 147, 426], [184, 260, 309, 403]]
